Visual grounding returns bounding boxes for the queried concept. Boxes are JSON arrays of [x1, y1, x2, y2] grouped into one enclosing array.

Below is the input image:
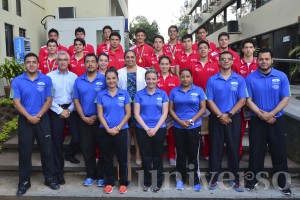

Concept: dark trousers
[[79, 119, 103, 179], [209, 114, 241, 183], [49, 110, 80, 177], [248, 116, 289, 188], [99, 128, 129, 186], [136, 127, 167, 187], [18, 115, 56, 183], [174, 126, 201, 185]]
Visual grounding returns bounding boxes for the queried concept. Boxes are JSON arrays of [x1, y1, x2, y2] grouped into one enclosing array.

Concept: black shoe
[[65, 156, 80, 164], [45, 180, 60, 190], [57, 176, 65, 185], [16, 181, 31, 196], [281, 188, 292, 196], [151, 186, 161, 192]]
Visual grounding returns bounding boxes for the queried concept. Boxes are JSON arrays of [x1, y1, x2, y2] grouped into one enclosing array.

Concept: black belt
[[58, 103, 71, 109]]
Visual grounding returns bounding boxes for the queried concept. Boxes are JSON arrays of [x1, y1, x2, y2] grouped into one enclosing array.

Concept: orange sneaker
[[104, 185, 114, 194], [119, 185, 127, 194]]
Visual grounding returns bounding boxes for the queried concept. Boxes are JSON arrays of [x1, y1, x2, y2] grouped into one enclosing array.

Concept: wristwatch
[[226, 112, 233, 118], [189, 119, 194, 126]]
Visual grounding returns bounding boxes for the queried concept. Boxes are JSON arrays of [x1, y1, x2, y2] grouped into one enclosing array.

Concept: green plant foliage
[[0, 98, 13, 106], [0, 117, 18, 142], [288, 46, 300, 81], [0, 58, 25, 86]]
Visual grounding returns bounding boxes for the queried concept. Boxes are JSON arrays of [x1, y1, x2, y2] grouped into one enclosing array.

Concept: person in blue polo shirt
[[73, 53, 106, 187], [97, 67, 131, 194], [169, 68, 206, 192], [10, 53, 60, 196], [134, 68, 169, 192], [245, 48, 291, 196], [206, 51, 247, 192]]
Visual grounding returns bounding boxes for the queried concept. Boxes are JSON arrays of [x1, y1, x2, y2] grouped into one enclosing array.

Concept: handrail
[[273, 58, 300, 64]]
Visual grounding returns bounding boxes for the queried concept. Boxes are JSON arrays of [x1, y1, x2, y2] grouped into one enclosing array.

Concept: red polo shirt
[[232, 58, 258, 78], [107, 46, 125, 70], [193, 60, 219, 90], [38, 57, 58, 75], [38, 43, 68, 64], [210, 47, 241, 69], [163, 41, 184, 61], [175, 50, 200, 71], [145, 53, 175, 72], [157, 72, 180, 95], [68, 43, 95, 57], [192, 39, 217, 52], [69, 55, 86, 76], [96, 41, 124, 56], [130, 42, 154, 68]]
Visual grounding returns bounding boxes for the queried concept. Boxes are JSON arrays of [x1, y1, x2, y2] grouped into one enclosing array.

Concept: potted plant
[[0, 58, 25, 97]]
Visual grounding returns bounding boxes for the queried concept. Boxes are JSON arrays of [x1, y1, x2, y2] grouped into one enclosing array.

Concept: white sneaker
[[169, 158, 176, 166]]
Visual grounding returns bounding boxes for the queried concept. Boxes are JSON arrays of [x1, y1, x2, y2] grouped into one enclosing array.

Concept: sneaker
[[176, 180, 184, 190], [229, 181, 244, 192], [193, 184, 201, 192], [245, 182, 258, 191], [83, 178, 96, 186], [204, 156, 209, 161], [281, 188, 292, 196], [119, 185, 127, 194], [151, 186, 161, 192], [209, 181, 219, 190], [143, 185, 150, 192], [97, 179, 105, 187], [104, 185, 114, 194], [169, 158, 176, 166]]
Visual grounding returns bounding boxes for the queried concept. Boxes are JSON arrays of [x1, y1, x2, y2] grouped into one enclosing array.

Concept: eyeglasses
[[220, 58, 233, 62]]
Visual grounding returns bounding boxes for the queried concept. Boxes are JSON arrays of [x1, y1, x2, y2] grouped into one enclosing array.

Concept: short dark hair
[[159, 55, 171, 64], [74, 38, 86, 47], [105, 66, 118, 78], [181, 34, 193, 42], [218, 32, 230, 40], [124, 50, 136, 58], [24, 52, 38, 62], [197, 26, 208, 33], [241, 38, 256, 49], [168, 25, 178, 33], [75, 27, 85, 35], [197, 40, 210, 49], [258, 48, 273, 58], [219, 51, 233, 59], [102, 25, 112, 33], [47, 39, 58, 47], [109, 32, 121, 40], [135, 28, 146, 35], [48, 28, 59, 37], [145, 67, 158, 79], [98, 52, 109, 61], [154, 35, 165, 43], [84, 53, 98, 63], [179, 68, 192, 76]]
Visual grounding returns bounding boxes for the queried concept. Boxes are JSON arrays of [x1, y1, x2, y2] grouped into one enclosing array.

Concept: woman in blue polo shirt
[[134, 68, 169, 192], [97, 67, 131, 194], [169, 68, 206, 192]]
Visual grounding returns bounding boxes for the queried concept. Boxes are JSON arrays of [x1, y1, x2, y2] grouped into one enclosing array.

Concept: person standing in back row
[[69, 27, 95, 57]]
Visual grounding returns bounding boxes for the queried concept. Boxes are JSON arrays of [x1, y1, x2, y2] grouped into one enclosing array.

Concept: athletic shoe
[[281, 188, 292, 196], [104, 185, 114, 194], [229, 181, 244, 192], [176, 180, 184, 190], [143, 185, 150, 192], [245, 182, 258, 191], [209, 181, 219, 190], [83, 178, 96, 186], [97, 179, 105, 187], [169, 158, 176, 166], [193, 184, 201, 192], [119, 185, 127, 194], [151, 186, 161, 192]]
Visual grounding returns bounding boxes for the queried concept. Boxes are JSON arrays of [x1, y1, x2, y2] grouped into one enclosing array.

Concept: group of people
[[10, 24, 292, 196]]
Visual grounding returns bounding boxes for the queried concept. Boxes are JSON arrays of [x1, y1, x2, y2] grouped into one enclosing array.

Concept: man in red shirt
[[39, 28, 68, 65], [193, 40, 219, 161], [192, 26, 217, 52], [175, 34, 199, 76], [39, 39, 59, 74], [233, 38, 258, 159], [107, 32, 125, 70], [163, 25, 184, 74], [130, 28, 154, 68], [210, 32, 241, 69], [145, 35, 174, 72], [69, 27, 95, 57], [69, 38, 86, 76]]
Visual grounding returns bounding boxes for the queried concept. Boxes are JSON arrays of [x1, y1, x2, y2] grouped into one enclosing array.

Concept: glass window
[[226, 1, 237, 22], [2, 0, 8, 11], [5, 23, 14, 57], [19, 28, 26, 37], [16, 0, 21, 16], [215, 11, 225, 31]]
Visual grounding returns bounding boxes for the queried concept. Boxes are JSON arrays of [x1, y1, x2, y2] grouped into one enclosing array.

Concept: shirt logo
[[211, 51, 218, 56], [240, 70, 247, 74], [190, 92, 198, 102], [118, 96, 125, 107], [230, 81, 238, 91], [168, 83, 175, 87], [272, 78, 280, 89], [157, 97, 163, 107], [37, 82, 45, 92], [95, 82, 103, 92]]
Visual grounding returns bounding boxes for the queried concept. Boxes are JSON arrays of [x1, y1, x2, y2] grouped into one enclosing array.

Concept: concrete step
[[0, 171, 299, 199]]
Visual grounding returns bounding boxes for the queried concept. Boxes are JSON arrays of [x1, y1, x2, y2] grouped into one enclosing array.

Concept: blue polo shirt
[[97, 88, 130, 129], [206, 71, 248, 113], [73, 72, 106, 116], [135, 87, 169, 128], [10, 72, 52, 116], [169, 84, 206, 129], [246, 68, 290, 118]]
